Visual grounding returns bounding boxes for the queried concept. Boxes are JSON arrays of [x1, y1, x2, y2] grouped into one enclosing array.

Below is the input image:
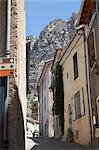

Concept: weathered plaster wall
[[62, 36, 90, 145], [8, 0, 26, 149]]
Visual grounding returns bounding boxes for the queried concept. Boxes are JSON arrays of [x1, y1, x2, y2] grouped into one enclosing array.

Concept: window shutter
[[80, 88, 85, 116], [71, 96, 76, 121]]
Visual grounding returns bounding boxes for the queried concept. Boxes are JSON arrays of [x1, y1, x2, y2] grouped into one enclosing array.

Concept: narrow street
[[33, 137, 94, 150]]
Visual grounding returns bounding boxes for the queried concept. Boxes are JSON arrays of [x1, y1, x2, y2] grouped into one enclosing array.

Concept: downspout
[[83, 28, 93, 147], [76, 25, 93, 147], [5, 0, 11, 57], [4, 0, 11, 140]]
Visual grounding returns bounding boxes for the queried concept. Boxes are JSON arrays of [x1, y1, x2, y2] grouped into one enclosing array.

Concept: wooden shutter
[[80, 87, 85, 116], [75, 91, 81, 118], [71, 96, 76, 121], [87, 31, 95, 68]]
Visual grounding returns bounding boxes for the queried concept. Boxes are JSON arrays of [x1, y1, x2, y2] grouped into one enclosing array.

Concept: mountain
[[27, 12, 78, 116]]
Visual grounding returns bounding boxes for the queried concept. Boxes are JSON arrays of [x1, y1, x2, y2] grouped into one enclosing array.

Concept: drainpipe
[[5, 0, 11, 57], [76, 25, 93, 146], [4, 0, 11, 140], [83, 28, 93, 147]]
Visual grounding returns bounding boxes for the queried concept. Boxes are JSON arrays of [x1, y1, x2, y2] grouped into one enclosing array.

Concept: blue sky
[[26, 0, 82, 37]]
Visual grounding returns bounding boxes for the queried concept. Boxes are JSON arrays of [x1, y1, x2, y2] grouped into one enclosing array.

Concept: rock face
[[33, 19, 70, 64], [27, 12, 78, 116], [67, 12, 78, 40]]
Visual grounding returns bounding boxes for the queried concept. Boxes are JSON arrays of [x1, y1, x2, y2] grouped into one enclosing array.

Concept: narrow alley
[[33, 137, 94, 150], [1, 0, 99, 149]]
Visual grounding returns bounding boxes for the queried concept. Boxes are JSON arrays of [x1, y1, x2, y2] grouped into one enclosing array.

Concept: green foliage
[[53, 62, 64, 135], [66, 128, 74, 142]]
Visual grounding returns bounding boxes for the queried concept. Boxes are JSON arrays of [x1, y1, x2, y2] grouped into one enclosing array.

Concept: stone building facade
[[77, 0, 99, 147], [38, 59, 54, 137], [0, 0, 26, 149], [60, 32, 90, 146]]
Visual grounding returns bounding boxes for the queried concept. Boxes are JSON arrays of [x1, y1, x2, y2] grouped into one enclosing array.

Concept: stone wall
[[8, 80, 25, 150], [8, 0, 26, 149], [10, 0, 18, 57]]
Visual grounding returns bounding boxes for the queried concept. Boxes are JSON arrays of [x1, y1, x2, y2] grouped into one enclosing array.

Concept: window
[[76, 130, 79, 139], [71, 88, 85, 121], [73, 52, 78, 80], [67, 72, 69, 79], [44, 77, 46, 89], [87, 31, 96, 68], [75, 91, 81, 119], [0, 77, 7, 139], [96, 97, 99, 126], [44, 97, 46, 111]]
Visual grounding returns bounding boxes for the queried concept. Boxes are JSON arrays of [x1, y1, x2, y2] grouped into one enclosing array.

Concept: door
[[0, 77, 7, 139]]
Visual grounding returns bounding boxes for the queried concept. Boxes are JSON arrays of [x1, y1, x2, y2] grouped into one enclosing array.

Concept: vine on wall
[[52, 62, 64, 135]]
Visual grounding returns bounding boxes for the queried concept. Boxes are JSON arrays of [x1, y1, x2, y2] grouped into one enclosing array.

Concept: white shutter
[[71, 96, 76, 121], [80, 87, 85, 116]]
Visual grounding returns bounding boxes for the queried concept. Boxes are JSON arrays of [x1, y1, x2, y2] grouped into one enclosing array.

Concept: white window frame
[[90, 29, 97, 71], [71, 87, 85, 121], [96, 96, 99, 125]]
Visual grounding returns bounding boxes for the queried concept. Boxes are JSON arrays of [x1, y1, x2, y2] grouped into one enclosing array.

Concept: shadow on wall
[[8, 83, 25, 150]]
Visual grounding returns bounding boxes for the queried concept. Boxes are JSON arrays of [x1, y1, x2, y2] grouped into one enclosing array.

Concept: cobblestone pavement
[[32, 137, 98, 150]]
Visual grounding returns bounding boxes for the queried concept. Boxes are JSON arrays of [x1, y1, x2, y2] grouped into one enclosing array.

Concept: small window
[[73, 52, 78, 80], [96, 97, 99, 126], [87, 31, 96, 68], [75, 91, 81, 119], [76, 130, 79, 139], [72, 88, 85, 121], [44, 97, 46, 111], [67, 72, 69, 79]]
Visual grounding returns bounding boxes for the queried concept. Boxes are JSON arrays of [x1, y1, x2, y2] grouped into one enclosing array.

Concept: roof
[[59, 31, 84, 66], [77, 0, 96, 26]]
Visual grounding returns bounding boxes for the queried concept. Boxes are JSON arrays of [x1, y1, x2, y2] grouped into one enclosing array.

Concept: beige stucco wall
[[85, 14, 99, 146], [62, 36, 90, 145], [38, 61, 54, 137]]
